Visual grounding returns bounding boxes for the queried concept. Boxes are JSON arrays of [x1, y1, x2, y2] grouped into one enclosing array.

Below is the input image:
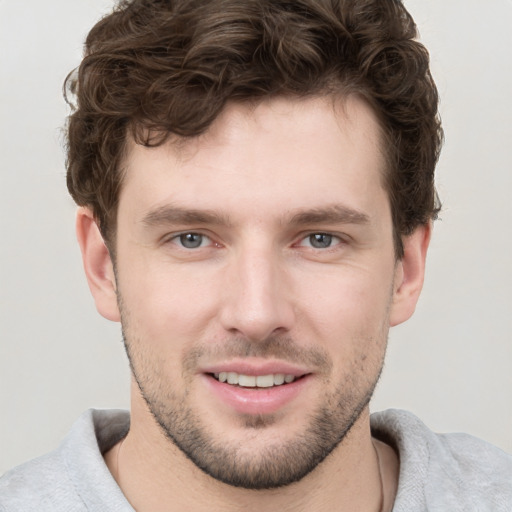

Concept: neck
[[105, 404, 397, 512]]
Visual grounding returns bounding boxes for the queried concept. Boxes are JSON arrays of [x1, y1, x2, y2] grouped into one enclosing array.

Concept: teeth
[[273, 374, 285, 385], [213, 372, 297, 387], [256, 375, 274, 387], [239, 374, 256, 387]]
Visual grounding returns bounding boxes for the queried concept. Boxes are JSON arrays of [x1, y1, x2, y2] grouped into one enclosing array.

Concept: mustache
[[184, 335, 333, 373]]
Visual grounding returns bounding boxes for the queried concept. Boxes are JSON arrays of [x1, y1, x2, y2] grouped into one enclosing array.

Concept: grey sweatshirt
[[1, 409, 511, 511]]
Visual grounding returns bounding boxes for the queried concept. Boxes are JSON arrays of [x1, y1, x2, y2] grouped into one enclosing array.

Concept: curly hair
[[65, 0, 443, 257]]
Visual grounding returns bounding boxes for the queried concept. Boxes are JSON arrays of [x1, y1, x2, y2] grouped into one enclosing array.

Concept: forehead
[[119, 95, 388, 224]]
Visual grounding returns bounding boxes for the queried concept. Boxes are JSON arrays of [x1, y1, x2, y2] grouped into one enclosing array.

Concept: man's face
[[112, 96, 402, 488]]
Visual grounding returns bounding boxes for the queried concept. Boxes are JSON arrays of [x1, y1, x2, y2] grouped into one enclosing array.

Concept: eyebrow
[[289, 205, 370, 226], [141, 203, 370, 229], [141, 205, 232, 228]]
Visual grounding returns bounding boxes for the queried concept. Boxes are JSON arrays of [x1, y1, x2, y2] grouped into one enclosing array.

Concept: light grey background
[[1, 0, 511, 475]]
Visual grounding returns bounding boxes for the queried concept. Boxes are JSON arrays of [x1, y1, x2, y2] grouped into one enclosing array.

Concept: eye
[[299, 233, 341, 249], [173, 232, 211, 249]]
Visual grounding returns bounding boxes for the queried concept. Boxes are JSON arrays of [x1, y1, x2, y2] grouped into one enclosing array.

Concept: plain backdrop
[[1, 0, 511, 475]]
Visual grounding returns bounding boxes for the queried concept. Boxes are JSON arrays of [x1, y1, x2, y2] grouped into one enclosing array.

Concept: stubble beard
[[121, 325, 386, 490]]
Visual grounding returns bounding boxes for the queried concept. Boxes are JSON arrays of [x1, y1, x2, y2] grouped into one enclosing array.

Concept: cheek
[[296, 264, 394, 331], [117, 258, 222, 342], [293, 265, 393, 377]]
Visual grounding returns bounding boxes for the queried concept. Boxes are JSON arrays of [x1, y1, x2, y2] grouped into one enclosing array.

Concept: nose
[[220, 245, 295, 341]]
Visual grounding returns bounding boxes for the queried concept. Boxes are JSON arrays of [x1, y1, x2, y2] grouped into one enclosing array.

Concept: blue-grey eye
[[309, 233, 333, 248], [179, 233, 204, 248]]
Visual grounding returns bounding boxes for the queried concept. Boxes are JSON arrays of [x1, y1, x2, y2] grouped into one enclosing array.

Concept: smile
[[212, 372, 299, 388], [204, 368, 311, 415]]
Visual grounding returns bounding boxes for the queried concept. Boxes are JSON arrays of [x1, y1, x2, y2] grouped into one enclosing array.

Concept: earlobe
[[389, 223, 431, 327], [75, 207, 121, 322]]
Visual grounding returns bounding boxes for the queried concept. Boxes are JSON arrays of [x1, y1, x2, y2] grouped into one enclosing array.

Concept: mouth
[[210, 372, 305, 388], [203, 367, 311, 415]]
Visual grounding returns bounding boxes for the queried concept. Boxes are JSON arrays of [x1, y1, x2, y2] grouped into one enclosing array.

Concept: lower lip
[[203, 374, 310, 415]]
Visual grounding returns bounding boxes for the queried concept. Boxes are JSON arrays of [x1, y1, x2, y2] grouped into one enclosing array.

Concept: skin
[[77, 95, 429, 511]]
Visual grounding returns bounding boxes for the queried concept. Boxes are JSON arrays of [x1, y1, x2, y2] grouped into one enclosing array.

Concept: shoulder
[[0, 448, 72, 512], [0, 409, 130, 512], [371, 409, 512, 512]]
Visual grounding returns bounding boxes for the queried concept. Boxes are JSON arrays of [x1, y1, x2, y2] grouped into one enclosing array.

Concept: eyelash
[[167, 231, 344, 251], [169, 232, 215, 249], [296, 233, 343, 250]]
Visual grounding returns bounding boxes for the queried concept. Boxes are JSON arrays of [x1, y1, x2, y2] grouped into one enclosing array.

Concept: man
[[1, 0, 511, 510]]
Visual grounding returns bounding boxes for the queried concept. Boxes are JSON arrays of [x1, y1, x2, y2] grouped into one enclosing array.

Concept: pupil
[[310, 233, 332, 248], [180, 233, 202, 248]]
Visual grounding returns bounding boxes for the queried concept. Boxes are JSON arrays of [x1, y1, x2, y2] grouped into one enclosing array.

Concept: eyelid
[[163, 230, 209, 245], [165, 229, 228, 250], [295, 231, 347, 249], [161, 229, 348, 250]]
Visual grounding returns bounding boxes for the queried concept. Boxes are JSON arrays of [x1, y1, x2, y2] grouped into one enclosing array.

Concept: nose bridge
[[221, 238, 293, 340]]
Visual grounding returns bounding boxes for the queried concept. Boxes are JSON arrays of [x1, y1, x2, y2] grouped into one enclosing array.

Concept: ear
[[75, 207, 120, 322], [389, 223, 431, 327]]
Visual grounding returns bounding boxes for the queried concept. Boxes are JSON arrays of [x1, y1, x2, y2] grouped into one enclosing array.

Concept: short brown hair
[[65, 0, 443, 257]]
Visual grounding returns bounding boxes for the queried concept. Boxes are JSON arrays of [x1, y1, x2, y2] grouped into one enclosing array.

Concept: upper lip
[[200, 359, 311, 377]]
